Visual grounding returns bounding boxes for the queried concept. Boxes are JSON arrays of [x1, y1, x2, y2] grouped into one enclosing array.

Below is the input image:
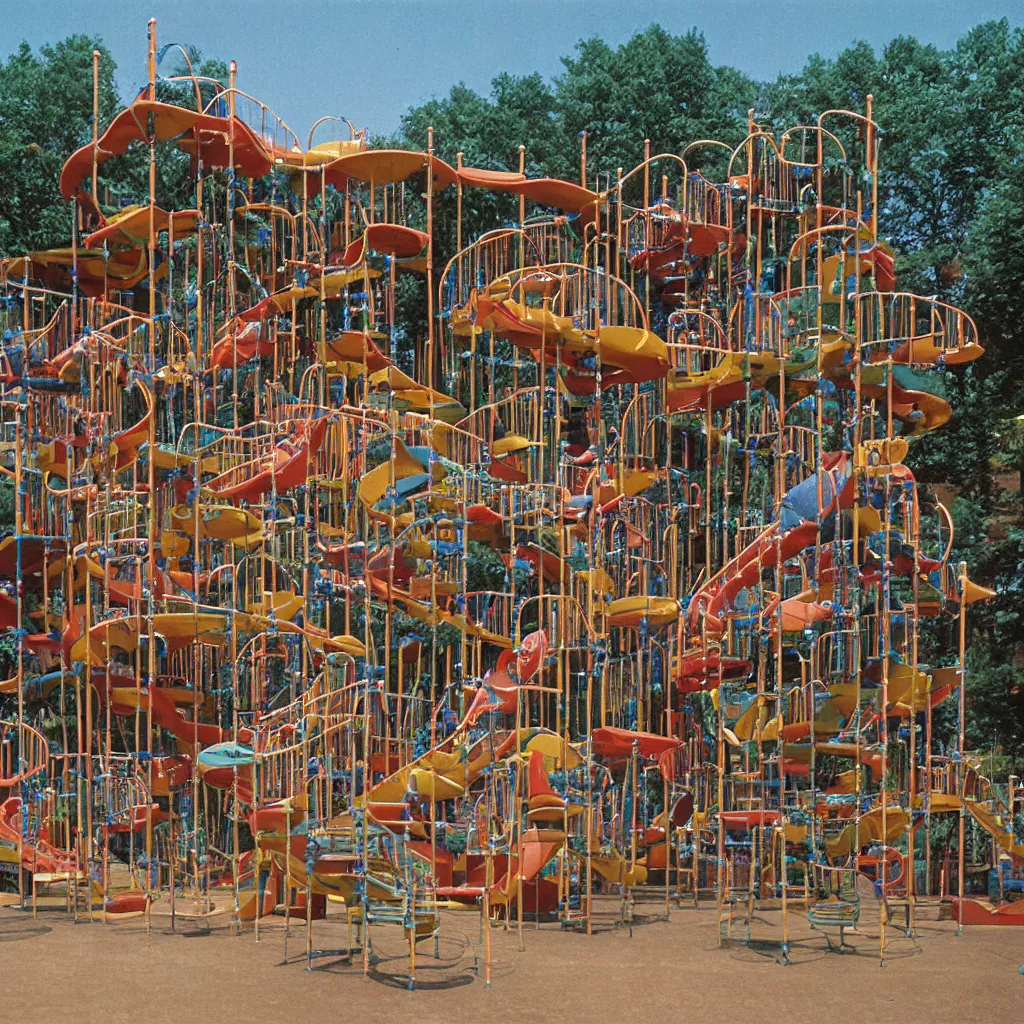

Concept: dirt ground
[[3, 889, 1023, 1024]]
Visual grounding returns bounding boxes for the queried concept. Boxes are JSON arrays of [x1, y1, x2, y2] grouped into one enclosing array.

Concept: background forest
[[1, 20, 1022, 759]]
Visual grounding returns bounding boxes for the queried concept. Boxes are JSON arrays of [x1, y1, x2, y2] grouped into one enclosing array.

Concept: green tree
[[0, 36, 120, 255]]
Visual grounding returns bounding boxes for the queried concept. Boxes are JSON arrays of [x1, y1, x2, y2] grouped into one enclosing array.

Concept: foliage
[[397, 20, 1024, 761], [465, 540, 507, 593], [2, 20, 1023, 756], [0, 36, 120, 255], [0, 480, 13, 531]]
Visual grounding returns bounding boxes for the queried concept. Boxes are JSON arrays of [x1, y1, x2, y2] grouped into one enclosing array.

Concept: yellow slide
[[357, 436, 433, 518], [667, 351, 745, 411], [369, 365, 465, 422], [964, 800, 1024, 863], [825, 805, 909, 860], [570, 845, 648, 887], [605, 595, 680, 629], [170, 503, 264, 547], [70, 612, 232, 665]]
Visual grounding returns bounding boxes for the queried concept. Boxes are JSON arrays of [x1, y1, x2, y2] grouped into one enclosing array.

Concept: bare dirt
[[3, 891, 1023, 1024]]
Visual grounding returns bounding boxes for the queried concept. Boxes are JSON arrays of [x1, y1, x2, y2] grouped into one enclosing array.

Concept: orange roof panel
[[321, 149, 457, 189], [61, 100, 272, 199], [457, 169, 602, 214]]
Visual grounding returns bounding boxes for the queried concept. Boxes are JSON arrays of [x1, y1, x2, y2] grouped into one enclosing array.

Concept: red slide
[[0, 798, 78, 875], [688, 520, 819, 635]]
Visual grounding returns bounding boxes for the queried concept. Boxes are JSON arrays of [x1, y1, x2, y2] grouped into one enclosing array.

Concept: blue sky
[[2, 0, 1020, 138]]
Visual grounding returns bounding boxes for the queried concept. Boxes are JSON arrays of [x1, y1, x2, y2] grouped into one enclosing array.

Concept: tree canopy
[[397, 20, 1024, 755], [1, 20, 1022, 756], [0, 36, 119, 254]]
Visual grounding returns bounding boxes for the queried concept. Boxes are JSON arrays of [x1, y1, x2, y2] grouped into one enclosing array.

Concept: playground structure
[[1, 20, 1022, 986]]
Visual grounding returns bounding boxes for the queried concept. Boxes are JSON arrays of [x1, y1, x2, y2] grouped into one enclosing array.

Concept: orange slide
[[688, 520, 819, 635], [0, 798, 78, 875], [206, 417, 329, 503], [435, 827, 564, 909]]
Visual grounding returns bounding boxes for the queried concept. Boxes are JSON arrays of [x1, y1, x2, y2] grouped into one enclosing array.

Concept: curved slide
[[0, 798, 78, 875]]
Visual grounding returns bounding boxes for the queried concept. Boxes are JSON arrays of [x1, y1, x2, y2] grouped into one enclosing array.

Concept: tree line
[[1, 21, 1022, 757]]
